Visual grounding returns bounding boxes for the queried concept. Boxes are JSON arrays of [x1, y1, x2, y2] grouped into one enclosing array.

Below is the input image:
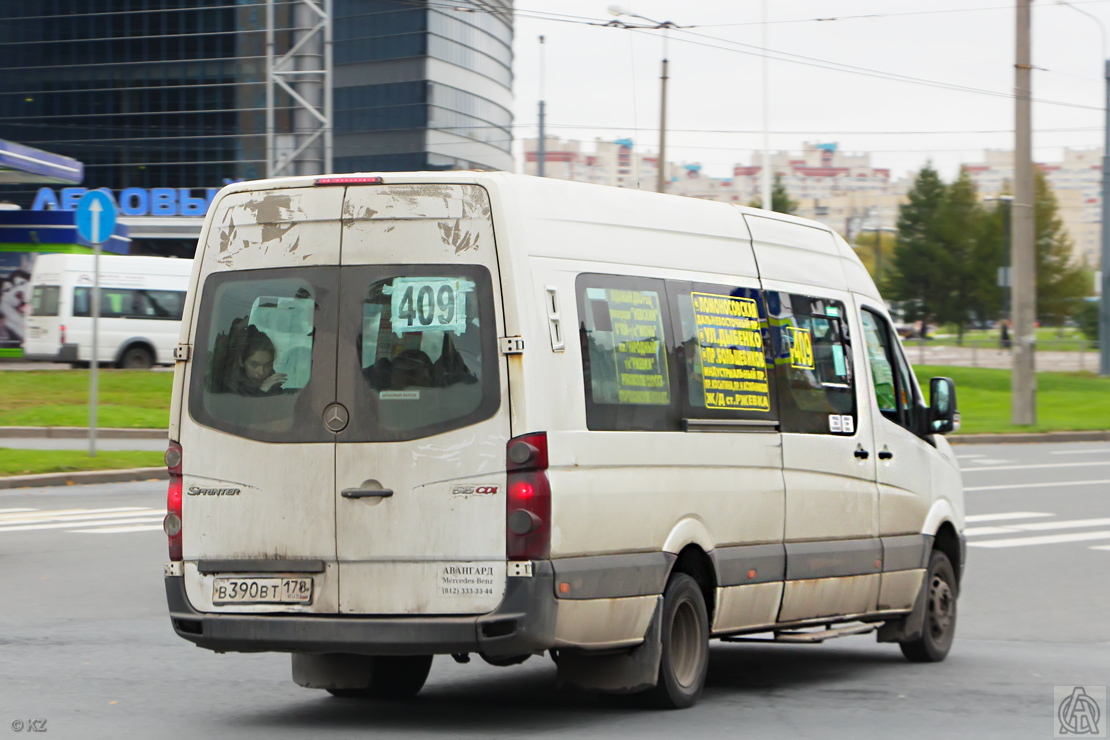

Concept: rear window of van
[[189, 265, 499, 444]]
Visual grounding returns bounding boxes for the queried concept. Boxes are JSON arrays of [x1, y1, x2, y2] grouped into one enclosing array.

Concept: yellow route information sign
[[691, 292, 770, 411], [609, 289, 670, 405]]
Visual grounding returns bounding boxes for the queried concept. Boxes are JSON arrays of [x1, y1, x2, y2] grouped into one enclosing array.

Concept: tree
[[748, 174, 798, 215], [973, 198, 1009, 324], [931, 171, 985, 343], [1076, 299, 1099, 341], [1033, 170, 1091, 327], [887, 165, 950, 328], [853, 229, 896, 290]]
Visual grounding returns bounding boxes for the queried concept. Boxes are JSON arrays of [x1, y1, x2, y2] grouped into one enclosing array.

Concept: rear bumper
[[165, 562, 557, 658], [23, 343, 78, 363]]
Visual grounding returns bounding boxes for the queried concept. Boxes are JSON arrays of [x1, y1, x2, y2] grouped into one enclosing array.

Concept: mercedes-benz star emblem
[[323, 403, 349, 433]]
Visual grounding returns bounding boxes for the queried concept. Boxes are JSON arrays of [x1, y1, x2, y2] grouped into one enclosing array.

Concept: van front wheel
[[646, 573, 709, 709], [899, 551, 957, 663]]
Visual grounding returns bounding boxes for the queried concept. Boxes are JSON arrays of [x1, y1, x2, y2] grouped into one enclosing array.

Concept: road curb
[[949, 430, 1110, 444], [0, 427, 166, 440], [0, 467, 167, 490]]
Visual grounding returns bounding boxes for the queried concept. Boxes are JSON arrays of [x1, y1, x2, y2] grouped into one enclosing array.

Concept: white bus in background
[[24, 254, 193, 369]]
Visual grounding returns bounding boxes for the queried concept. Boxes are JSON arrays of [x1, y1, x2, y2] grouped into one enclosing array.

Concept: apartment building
[[963, 148, 1101, 266]]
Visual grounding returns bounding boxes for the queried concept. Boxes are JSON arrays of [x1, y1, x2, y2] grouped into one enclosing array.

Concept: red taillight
[[315, 176, 383, 185], [164, 442, 183, 561], [59, 324, 66, 344], [506, 432, 550, 561]]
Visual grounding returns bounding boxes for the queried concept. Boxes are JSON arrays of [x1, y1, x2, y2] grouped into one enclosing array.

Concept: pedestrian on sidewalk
[[999, 320, 1012, 351]]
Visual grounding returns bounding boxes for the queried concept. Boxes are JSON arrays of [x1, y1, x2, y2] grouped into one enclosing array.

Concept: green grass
[[2, 365, 1107, 441], [928, 327, 1097, 352], [915, 365, 1110, 434], [0, 370, 172, 428], [0, 449, 164, 476]]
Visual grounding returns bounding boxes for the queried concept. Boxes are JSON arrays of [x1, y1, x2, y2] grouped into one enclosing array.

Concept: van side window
[[73, 287, 185, 320], [189, 267, 337, 444], [861, 309, 919, 433], [577, 274, 679, 431], [768, 292, 857, 435], [669, 282, 777, 423]]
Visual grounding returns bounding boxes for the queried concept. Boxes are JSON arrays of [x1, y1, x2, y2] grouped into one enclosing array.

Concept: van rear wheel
[[645, 573, 709, 709], [899, 551, 957, 663], [119, 346, 154, 369], [371, 655, 433, 699]]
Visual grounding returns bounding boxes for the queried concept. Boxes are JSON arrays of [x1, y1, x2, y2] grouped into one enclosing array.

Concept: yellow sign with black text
[[690, 292, 771, 411]]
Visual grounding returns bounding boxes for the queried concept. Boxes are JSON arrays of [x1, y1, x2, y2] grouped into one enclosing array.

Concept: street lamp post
[[608, 7, 678, 194]]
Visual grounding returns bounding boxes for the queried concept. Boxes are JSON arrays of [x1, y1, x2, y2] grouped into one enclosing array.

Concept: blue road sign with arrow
[[75, 190, 118, 245]]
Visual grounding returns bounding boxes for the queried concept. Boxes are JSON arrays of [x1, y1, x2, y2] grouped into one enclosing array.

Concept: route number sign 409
[[385, 277, 475, 337]]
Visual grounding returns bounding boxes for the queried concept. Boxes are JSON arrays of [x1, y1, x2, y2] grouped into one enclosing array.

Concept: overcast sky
[[508, 0, 1110, 183]]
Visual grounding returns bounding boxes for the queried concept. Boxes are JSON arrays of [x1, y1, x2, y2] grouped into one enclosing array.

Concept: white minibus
[[164, 173, 964, 709], [25, 254, 193, 368]]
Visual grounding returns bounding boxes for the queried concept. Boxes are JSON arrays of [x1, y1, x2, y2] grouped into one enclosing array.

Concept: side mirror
[[928, 376, 959, 435]]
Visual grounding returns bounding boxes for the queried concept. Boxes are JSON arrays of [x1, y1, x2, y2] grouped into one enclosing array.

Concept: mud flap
[[555, 600, 662, 694], [876, 571, 928, 644], [292, 653, 373, 690]]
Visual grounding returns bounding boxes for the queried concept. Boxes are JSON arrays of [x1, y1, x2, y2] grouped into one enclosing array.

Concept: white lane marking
[[960, 461, 1110, 473], [71, 524, 164, 534], [965, 479, 1110, 492], [963, 458, 1013, 466], [0, 516, 165, 533], [1091, 545, 1110, 551], [1049, 448, 1110, 455], [0, 509, 161, 526], [0, 508, 36, 513], [966, 517, 1110, 536], [956, 454, 987, 459], [969, 530, 1110, 548], [964, 512, 1053, 523], [0, 507, 150, 522]]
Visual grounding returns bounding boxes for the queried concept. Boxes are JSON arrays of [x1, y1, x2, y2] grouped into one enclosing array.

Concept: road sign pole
[[75, 192, 118, 458], [90, 237, 99, 457]]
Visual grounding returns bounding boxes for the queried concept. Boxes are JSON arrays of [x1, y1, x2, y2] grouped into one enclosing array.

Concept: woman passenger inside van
[[225, 325, 287, 396]]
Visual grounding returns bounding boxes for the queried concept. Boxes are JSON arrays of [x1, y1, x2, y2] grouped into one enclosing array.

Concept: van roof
[[211, 171, 880, 300]]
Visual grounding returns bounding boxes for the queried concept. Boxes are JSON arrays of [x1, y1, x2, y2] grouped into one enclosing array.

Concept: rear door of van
[[180, 185, 344, 615], [333, 183, 510, 615]]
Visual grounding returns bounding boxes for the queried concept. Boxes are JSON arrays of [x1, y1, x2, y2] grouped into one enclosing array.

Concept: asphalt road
[[1, 441, 1107, 739]]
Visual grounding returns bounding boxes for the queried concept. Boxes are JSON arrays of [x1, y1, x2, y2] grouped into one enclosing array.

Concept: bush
[[1076, 300, 1100, 341]]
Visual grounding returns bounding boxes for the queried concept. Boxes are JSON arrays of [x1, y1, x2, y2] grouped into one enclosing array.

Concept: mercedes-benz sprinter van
[[164, 173, 964, 709]]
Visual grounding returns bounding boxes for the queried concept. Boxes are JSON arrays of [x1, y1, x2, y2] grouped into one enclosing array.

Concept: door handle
[[878, 450, 894, 460], [341, 488, 394, 499], [854, 446, 870, 460]]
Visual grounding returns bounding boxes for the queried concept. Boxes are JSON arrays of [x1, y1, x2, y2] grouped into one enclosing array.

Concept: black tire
[[900, 550, 958, 663], [328, 656, 433, 700], [119, 346, 154, 370], [371, 655, 433, 699], [645, 573, 709, 709]]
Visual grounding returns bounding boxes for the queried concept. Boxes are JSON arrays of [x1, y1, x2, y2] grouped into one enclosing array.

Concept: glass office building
[[0, 0, 514, 232]]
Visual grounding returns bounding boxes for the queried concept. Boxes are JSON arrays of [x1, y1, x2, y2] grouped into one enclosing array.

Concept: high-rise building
[[0, 0, 513, 255], [963, 148, 1101, 267]]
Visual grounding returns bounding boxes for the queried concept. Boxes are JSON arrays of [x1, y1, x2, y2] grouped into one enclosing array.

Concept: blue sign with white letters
[[32, 183, 237, 217], [75, 190, 118, 245]]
